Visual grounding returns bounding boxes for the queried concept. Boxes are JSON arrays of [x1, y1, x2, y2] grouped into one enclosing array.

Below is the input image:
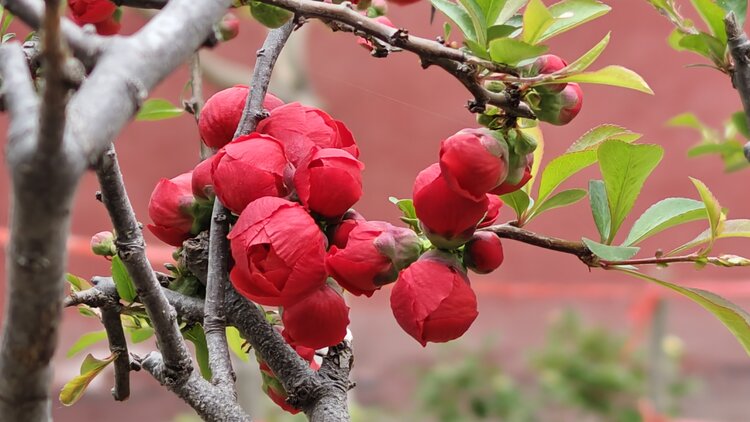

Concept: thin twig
[[481, 224, 596, 265], [101, 306, 131, 401], [725, 12, 750, 162]]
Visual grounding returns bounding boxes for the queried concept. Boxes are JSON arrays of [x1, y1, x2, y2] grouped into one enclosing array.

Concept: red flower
[[478, 195, 503, 228], [191, 155, 216, 201], [282, 285, 350, 349], [68, 0, 116, 24], [198, 85, 284, 149], [463, 232, 504, 274], [211, 133, 291, 214], [327, 210, 366, 249], [413, 163, 488, 249], [228, 197, 327, 306], [256, 102, 359, 166], [489, 154, 533, 196], [293, 148, 364, 218], [147, 172, 196, 246], [326, 220, 422, 297], [357, 16, 395, 51], [390, 251, 478, 346], [439, 128, 509, 201], [534, 83, 583, 126], [526, 54, 568, 92], [93, 16, 120, 35]]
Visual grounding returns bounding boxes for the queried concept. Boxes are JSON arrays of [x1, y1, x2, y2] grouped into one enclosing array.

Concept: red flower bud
[[327, 210, 366, 249], [93, 15, 121, 35], [527, 54, 568, 92], [326, 220, 422, 296], [228, 197, 327, 306], [256, 102, 359, 166], [463, 232, 504, 274], [478, 195, 503, 228], [386, 0, 422, 5], [293, 148, 364, 218], [439, 128, 509, 201], [198, 85, 284, 149], [413, 163, 488, 249], [218, 13, 240, 42], [147, 172, 196, 247], [357, 16, 394, 51], [211, 133, 291, 214], [390, 251, 478, 346], [68, 0, 116, 25], [489, 153, 533, 196], [90, 231, 116, 257], [282, 285, 350, 349], [191, 155, 216, 201], [534, 83, 583, 126]]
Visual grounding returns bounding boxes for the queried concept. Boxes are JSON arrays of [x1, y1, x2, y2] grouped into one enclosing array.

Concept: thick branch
[[38, 0, 67, 154], [725, 13, 750, 162], [1, 0, 105, 67], [95, 145, 194, 383], [0, 42, 82, 421]]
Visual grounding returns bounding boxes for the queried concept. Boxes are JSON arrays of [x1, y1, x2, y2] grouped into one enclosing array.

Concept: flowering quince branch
[[724, 13, 750, 161]]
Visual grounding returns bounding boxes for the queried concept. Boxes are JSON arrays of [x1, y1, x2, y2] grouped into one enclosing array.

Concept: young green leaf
[[529, 188, 587, 220], [488, 37, 548, 65], [522, 0, 555, 44], [598, 140, 664, 244], [487, 23, 520, 40], [495, 0, 527, 25], [66, 331, 108, 358], [566, 124, 641, 153], [226, 326, 249, 362], [538, 0, 611, 42], [558, 32, 610, 74], [732, 111, 750, 138], [582, 237, 640, 261], [464, 38, 492, 59], [129, 326, 155, 343], [522, 125, 545, 194], [459, 0, 488, 46], [691, 0, 729, 42], [59, 353, 118, 406], [500, 189, 531, 221], [717, 0, 747, 26], [551, 65, 654, 94], [589, 180, 611, 243], [66, 273, 93, 292], [135, 99, 184, 121], [623, 198, 707, 246], [623, 269, 750, 357], [671, 219, 750, 255], [668, 112, 705, 129], [690, 177, 724, 251], [678, 32, 727, 64], [183, 324, 212, 381], [250, 1, 293, 28], [432, 0, 478, 41], [111, 255, 137, 303], [536, 150, 597, 205]]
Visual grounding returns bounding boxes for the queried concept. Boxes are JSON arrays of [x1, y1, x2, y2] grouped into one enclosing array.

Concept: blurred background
[[2, 0, 750, 420]]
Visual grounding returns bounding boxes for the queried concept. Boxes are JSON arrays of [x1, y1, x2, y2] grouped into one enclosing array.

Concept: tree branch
[[0, 42, 82, 421], [1, 0, 106, 67], [101, 303, 132, 401], [481, 224, 596, 265], [725, 13, 750, 162], [95, 145, 194, 383], [38, 0, 67, 154]]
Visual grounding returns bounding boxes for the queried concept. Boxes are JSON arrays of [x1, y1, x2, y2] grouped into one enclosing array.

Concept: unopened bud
[[91, 231, 116, 257]]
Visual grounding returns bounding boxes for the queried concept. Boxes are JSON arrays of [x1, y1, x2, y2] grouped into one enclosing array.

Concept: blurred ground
[[2, 0, 750, 420]]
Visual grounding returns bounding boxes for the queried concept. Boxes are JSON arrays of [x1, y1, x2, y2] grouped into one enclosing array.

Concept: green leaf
[[66, 273, 92, 292], [487, 23, 520, 40], [559, 32, 610, 74], [671, 219, 750, 254], [500, 189, 531, 220], [389, 197, 417, 220], [458, 0, 488, 46], [432, 0, 478, 41], [135, 99, 184, 121], [522, 0, 555, 44], [589, 180, 611, 243], [464, 38, 492, 59], [488, 37, 548, 65], [59, 353, 118, 406], [678, 32, 726, 63], [566, 124, 641, 153], [1, 8, 13, 37], [668, 112, 705, 129], [66, 331, 108, 358], [552, 65, 654, 94], [691, 0, 729, 42], [582, 237, 639, 261], [623, 270, 750, 357], [226, 326, 249, 362], [598, 140, 664, 244], [717, 0, 747, 26], [538, 0, 611, 42], [495, 0, 527, 25], [623, 198, 707, 246], [536, 150, 597, 204], [732, 111, 750, 138], [129, 326, 154, 343], [250, 1, 293, 28], [531, 188, 587, 219], [111, 255, 137, 303], [690, 177, 724, 250], [183, 324, 212, 381]]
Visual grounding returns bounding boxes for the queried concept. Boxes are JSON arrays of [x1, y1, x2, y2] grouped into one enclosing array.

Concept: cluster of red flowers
[[67, 0, 121, 35]]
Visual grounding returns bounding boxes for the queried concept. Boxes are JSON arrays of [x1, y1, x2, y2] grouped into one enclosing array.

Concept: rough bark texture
[[725, 13, 750, 162]]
